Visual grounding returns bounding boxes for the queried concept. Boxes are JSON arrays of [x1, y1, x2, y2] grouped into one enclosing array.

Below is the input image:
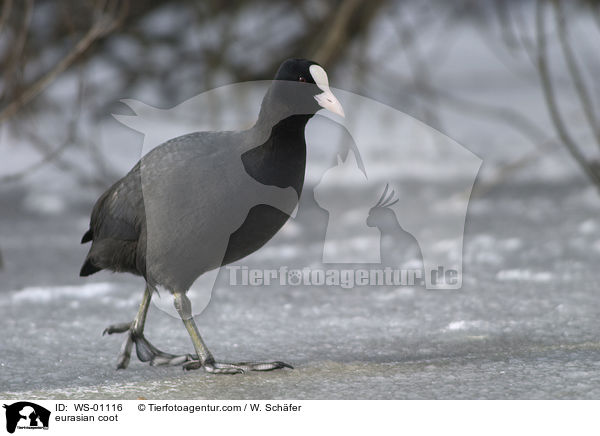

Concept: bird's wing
[[83, 131, 233, 244], [87, 161, 145, 242]]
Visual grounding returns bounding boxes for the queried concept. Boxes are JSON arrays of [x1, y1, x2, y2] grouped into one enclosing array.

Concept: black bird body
[[79, 59, 344, 373], [224, 114, 309, 265], [81, 115, 309, 290]]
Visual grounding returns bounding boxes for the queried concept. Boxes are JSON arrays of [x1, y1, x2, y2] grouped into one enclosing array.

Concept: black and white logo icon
[[3, 402, 50, 434]]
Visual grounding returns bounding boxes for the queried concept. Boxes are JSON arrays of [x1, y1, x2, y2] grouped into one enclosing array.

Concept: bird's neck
[[244, 114, 310, 196], [268, 114, 312, 146]]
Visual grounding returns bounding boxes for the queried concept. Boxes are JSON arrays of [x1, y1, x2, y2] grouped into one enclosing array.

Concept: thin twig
[[495, 0, 519, 53], [535, 0, 600, 188], [0, 0, 126, 123], [469, 140, 559, 198], [593, 2, 600, 35], [554, 0, 600, 150], [312, 0, 384, 68], [0, 137, 72, 183], [509, 1, 538, 68], [377, 61, 550, 147], [312, 0, 362, 66], [0, 62, 113, 187], [393, 2, 444, 131], [0, 0, 33, 102], [0, 0, 13, 35]]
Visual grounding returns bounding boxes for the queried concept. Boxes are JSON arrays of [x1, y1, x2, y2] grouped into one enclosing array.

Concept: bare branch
[[0, 0, 128, 123], [0, 0, 13, 34], [535, 0, 600, 188], [1, 63, 115, 187], [312, 0, 362, 66], [0, 136, 72, 183], [509, 1, 538, 68], [469, 140, 558, 199], [554, 0, 600, 150], [312, 0, 385, 67], [426, 85, 548, 146], [0, 0, 33, 101], [393, 2, 444, 131], [494, 0, 520, 53]]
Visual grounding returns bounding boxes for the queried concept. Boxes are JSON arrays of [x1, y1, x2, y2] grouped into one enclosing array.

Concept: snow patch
[[500, 238, 522, 251], [11, 283, 116, 303], [496, 269, 554, 282], [22, 192, 66, 215], [578, 220, 596, 234], [444, 320, 485, 332]]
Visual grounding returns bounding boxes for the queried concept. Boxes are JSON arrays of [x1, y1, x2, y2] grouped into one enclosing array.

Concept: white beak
[[309, 64, 345, 118], [314, 88, 345, 118]]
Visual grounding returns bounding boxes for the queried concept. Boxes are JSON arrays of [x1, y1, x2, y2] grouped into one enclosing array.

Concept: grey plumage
[[79, 58, 344, 373]]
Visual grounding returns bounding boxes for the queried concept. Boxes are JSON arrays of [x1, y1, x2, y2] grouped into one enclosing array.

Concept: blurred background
[[1, 0, 600, 399]]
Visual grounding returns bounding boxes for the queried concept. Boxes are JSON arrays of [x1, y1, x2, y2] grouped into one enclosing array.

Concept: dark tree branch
[[535, 0, 600, 188], [554, 0, 600, 150], [0, 0, 128, 122]]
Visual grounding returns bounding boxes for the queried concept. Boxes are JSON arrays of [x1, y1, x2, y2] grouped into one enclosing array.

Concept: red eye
[[298, 76, 306, 82]]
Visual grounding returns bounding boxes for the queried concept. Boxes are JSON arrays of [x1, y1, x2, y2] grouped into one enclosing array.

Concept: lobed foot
[[103, 320, 293, 374], [103, 321, 194, 369]]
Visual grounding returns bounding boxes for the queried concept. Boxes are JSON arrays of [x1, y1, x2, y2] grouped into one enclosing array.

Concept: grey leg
[[104, 284, 192, 369], [173, 292, 293, 374]]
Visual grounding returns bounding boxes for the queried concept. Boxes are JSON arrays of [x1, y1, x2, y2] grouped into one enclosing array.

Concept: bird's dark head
[[265, 58, 344, 120]]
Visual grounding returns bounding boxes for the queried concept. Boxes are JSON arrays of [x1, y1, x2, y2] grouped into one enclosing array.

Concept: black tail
[[81, 229, 93, 243], [80, 258, 101, 276]]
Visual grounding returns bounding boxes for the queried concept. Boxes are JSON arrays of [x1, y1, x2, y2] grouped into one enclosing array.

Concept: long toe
[[103, 321, 133, 336], [181, 360, 244, 374], [116, 333, 134, 369], [236, 361, 294, 372], [204, 362, 246, 374], [152, 354, 193, 366], [181, 360, 293, 374]]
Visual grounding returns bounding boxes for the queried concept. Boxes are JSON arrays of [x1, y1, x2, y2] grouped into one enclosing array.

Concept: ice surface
[[2, 4, 600, 399], [1, 175, 600, 399]]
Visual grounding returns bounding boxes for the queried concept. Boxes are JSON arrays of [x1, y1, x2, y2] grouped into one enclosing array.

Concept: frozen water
[[1, 174, 600, 400], [2, 3, 600, 399]]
